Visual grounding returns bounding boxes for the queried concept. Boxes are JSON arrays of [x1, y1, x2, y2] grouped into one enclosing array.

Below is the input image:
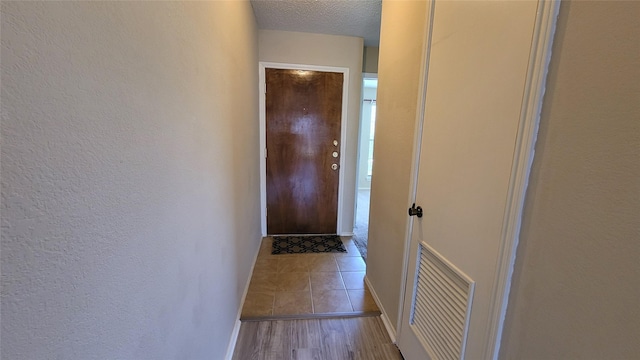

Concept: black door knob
[[408, 203, 423, 218]]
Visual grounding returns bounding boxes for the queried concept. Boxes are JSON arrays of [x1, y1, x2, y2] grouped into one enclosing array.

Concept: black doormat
[[272, 235, 347, 254]]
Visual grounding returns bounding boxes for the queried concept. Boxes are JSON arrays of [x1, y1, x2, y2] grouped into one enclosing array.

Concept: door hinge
[[265, 148, 267, 158], [264, 82, 267, 94]]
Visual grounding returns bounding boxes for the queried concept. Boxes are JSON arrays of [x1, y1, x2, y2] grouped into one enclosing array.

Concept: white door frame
[[354, 73, 378, 201], [259, 62, 350, 236], [396, 1, 561, 358]]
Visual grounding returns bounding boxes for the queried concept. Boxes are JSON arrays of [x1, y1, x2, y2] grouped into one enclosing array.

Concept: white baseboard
[[365, 276, 397, 343], [225, 236, 263, 360], [224, 319, 242, 360], [340, 232, 355, 237]]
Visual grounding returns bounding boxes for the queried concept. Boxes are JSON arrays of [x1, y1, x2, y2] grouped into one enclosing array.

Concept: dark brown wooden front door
[[266, 68, 343, 235]]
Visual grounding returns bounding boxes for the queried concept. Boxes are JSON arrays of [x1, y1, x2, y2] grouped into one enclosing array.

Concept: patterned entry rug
[[271, 235, 347, 254]]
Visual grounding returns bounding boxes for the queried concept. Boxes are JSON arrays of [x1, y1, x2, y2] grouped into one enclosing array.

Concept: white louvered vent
[[410, 242, 475, 360]]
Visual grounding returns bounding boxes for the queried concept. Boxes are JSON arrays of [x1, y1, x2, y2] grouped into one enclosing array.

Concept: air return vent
[[410, 242, 475, 360]]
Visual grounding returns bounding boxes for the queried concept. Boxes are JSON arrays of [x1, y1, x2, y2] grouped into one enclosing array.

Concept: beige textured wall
[[367, 0, 428, 330], [1, 2, 260, 359], [363, 46, 380, 73], [258, 30, 363, 235], [500, 1, 640, 358]]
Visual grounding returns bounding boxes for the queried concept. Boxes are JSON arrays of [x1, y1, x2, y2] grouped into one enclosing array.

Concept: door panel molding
[[259, 62, 350, 236]]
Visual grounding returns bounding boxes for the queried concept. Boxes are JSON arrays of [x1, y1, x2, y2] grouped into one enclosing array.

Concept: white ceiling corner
[[250, 0, 382, 47]]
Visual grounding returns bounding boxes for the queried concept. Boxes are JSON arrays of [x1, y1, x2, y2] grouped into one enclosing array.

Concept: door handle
[[408, 203, 423, 218]]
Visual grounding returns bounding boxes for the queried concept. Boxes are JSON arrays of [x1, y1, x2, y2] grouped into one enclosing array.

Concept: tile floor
[[240, 237, 380, 319]]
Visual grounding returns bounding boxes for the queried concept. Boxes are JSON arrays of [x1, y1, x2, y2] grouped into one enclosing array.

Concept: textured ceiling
[[250, 0, 382, 47]]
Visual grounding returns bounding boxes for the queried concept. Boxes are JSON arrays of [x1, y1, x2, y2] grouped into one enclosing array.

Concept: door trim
[[396, 0, 436, 347], [396, 1, 561, 358], [482, 1, 561, 358], [259, 62, 350, 236]]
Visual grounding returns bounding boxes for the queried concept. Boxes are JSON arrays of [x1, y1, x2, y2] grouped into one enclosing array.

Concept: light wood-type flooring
[[232, 316, 403, 360], [241, 237, 379, 319]]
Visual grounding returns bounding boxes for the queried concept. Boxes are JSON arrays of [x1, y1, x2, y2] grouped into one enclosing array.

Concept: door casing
[[259, 62, 350, 236]]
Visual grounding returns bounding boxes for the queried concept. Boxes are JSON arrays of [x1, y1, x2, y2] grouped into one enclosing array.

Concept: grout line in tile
[[271, 287, 276, 316], [338, 271, 348, 291], [341, 272, 356, 311], [309, 274, 315, 314]]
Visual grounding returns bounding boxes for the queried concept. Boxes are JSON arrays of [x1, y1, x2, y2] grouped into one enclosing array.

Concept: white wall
[[258, 30, 363, 235], [366, 0, 429, 330], [0, 2, 260, 359], [500, 1, 640, 358]]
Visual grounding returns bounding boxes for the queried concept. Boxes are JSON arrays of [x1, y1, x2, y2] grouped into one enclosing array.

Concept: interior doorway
[[353, 75, 378, 260]]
